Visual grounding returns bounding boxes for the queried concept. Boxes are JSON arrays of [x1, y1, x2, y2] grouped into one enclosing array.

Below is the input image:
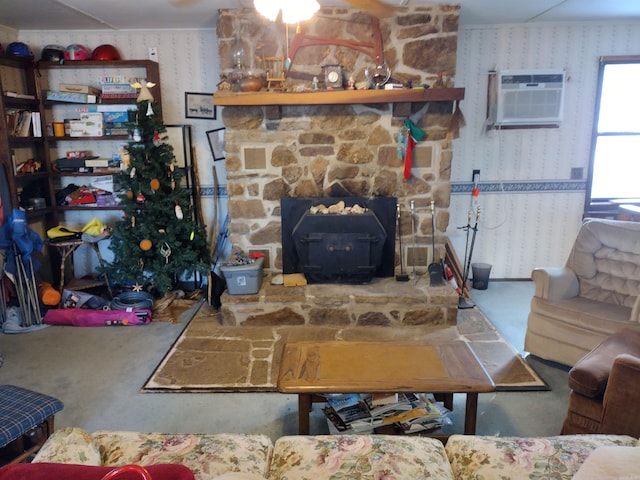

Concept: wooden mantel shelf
[[213, 87, 464, 106]]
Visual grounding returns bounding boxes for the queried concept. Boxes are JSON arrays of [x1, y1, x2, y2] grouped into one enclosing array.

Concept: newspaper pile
[[323, 392, 451, 434]]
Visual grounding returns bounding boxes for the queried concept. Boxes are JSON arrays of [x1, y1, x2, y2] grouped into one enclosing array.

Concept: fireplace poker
[[457, 210, 472, 308], [395, 203, 409, 282], [458, 206, 480, 309], [410, 200, 417, 281], [428, 201, 444, 286]]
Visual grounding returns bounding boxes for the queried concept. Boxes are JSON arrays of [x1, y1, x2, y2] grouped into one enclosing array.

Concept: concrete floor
[[0, 281, 570, 442]]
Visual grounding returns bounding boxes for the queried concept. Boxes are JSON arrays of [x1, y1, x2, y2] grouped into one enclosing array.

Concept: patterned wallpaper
[[8, 19, 640, 279], [0, 26, 17, 45], [451, 21, 640, 278]]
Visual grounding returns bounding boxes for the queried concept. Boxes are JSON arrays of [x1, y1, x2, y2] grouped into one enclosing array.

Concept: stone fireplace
[[215, 5, 462, 327]]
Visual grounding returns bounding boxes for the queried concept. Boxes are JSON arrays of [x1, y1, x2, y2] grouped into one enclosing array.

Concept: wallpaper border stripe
[[452, 180, 586, 194], [200, 181, 585, 198]]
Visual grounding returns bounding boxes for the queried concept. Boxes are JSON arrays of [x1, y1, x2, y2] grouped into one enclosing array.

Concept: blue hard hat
[[6, 42, 31, 57]]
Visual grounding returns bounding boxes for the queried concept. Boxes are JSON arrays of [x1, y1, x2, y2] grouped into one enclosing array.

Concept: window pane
[[598, 64, 640, 133], [591, 135, 640, 199]]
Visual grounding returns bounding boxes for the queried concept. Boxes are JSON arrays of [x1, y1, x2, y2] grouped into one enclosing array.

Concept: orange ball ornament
[[126, 190, 134, 200], [139, 239, 152, 251], [150, 178, 160, 191]]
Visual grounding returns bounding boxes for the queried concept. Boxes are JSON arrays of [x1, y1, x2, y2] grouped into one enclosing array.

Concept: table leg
[[464, 392, 479, 434], [57, 244, 80, 295], [441, 393, 453, 410], [298, 394, 312, 435]]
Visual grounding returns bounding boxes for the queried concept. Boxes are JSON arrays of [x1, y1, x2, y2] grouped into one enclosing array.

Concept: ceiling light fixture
[[254, 0, 320, 24]]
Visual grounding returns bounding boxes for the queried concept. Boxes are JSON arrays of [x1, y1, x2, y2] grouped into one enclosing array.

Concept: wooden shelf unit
[[37, 60, 162, 116], [0, 57, 163, 292], [0, 55, 57, 221]]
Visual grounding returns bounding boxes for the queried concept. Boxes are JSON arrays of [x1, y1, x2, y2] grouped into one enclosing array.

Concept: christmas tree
[[105, 91, 209, 295]]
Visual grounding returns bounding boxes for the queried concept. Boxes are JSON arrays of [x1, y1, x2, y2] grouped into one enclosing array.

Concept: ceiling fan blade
[[344, 0, 397, 18], [169, 0, 202, 7]]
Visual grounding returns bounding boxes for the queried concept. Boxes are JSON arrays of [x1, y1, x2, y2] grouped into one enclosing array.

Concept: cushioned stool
[[0, 385, 64, 464]]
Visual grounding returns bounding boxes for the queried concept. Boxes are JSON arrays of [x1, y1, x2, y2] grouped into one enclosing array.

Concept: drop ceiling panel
[[1, 0, 640, 31]]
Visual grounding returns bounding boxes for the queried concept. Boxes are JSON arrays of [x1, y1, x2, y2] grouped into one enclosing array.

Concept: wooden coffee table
[[278, 340, 495, 435]]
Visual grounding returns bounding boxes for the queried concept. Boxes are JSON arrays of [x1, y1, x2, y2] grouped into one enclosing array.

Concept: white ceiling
[[0, 0, 640, 31]]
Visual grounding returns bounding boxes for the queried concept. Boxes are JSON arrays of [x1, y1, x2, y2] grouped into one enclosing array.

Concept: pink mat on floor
[[43, 308, 152, 326]]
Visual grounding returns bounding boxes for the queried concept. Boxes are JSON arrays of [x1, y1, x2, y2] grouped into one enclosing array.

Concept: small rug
[[142, 303, 548, 393]]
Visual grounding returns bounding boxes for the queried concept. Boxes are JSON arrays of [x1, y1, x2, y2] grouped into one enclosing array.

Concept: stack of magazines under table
[[323, 392, 452, 434]]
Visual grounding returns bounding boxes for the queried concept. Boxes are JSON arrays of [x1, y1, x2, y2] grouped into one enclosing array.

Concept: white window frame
[[586, 55, 640, 215]]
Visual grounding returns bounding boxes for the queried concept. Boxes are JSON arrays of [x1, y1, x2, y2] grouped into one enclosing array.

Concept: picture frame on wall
[[207, 128, 225, 161], [185, 92, 216, 119]]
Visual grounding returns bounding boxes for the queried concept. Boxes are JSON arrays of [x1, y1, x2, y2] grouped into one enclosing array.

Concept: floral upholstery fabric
[[91, 431, 272, 480], [35, 429, 272, 480], [445, 434, 639, 480], [267, 434, 454, 480], [33, 427, 101, 465]]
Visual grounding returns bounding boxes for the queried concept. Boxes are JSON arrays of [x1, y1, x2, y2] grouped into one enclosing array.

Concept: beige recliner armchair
[[524, 218, 640, 366]]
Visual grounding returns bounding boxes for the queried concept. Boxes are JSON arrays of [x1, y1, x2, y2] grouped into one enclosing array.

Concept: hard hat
[[64, 44, 91, 61], [41, 44, 65, 62], [91, 44, 121, 61], [6, 42, 32, 57]]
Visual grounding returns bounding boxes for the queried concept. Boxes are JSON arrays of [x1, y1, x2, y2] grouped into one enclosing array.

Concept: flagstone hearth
[[220, 275, 458, 327]]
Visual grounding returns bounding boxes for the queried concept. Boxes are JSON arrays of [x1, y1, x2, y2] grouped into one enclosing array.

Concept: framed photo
[[184, 92, 216, 119], [207, 127, 226, 161]]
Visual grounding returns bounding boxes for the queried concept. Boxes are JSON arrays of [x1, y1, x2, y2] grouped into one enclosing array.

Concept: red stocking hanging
[[403, 135, 416, 180]]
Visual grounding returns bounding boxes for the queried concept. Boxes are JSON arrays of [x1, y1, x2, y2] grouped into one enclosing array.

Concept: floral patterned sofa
[[26, 427, 640, 480]]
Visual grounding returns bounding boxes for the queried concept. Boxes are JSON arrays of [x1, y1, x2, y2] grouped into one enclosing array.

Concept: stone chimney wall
[[216, 5, 460, 273]]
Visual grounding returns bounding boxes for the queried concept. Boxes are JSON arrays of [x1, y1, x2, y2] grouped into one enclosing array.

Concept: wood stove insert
[[281, 197, 396, 284]]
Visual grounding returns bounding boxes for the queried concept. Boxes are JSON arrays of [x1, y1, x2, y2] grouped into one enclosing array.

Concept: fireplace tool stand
[[458, 206, 481, 309], [395, 203, 409, 281], [410, 200, 417, 282], [428, 201, 444, 286]]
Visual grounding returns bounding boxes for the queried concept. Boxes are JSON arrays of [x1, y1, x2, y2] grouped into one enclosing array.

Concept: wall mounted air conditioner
[[491, 69, 565, 127]]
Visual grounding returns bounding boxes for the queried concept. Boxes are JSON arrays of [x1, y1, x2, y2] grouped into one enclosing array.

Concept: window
[[586, 56, 640, 214]]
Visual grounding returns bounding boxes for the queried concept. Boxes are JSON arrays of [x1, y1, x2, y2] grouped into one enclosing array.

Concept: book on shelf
[[100, 92, 139, 100], [5, 91, 36, 99], [55, 157, 119, 170], [59, 83, 101, 95], [46, 90, 97, 104], [5, 109, 30, 136], [32, 111, 42, 137], [85, 158, 120, 168], [13, 110, 32, 137], [105, 128, 129, 136], [75, 104, 137, 113], [66, 150, 93, 159], [100, 81, 138, 94]]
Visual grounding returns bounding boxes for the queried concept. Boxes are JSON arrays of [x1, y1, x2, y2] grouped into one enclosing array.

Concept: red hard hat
[[91, 44, 121, 61]]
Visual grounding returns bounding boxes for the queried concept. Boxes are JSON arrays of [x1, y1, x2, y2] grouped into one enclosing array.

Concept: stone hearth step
[[220, 275, 458, 327]]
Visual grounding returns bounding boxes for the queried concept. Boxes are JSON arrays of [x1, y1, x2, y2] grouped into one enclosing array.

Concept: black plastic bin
[[471, 263, 492, 290]]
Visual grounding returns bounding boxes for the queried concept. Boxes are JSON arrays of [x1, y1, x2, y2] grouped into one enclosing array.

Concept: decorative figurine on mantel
[[217, 75, 232, 92], [365, 58, 391, 89]]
